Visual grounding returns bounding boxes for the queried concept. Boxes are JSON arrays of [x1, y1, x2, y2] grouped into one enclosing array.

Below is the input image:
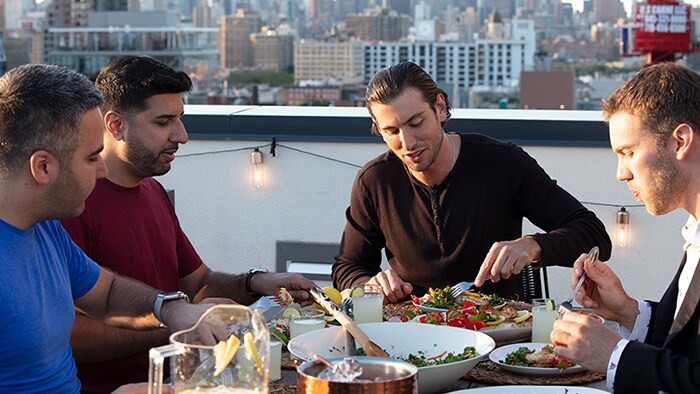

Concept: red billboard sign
[[634, 1, 691, 53]]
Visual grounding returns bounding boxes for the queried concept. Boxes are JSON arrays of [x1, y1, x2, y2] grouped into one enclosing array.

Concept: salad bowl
[[288, 322, 496, 394]]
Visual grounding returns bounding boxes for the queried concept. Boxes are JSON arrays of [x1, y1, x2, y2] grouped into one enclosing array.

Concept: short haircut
[[0, 64, 103, 177], [96, 55, 192, 114], [365, 62, 451, 135], [602, 62, 700, 147]]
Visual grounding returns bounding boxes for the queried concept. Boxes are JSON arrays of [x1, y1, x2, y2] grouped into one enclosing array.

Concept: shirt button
[[431, 188, 438, 195], [436, 219, 441, 225], [432, 203, 438, 209]]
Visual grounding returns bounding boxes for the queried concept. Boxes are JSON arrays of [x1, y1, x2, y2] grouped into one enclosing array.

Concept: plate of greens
[[489, 343, 584, 376]]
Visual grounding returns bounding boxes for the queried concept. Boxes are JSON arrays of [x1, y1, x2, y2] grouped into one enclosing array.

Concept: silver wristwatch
[[153, 291, 189, 323]]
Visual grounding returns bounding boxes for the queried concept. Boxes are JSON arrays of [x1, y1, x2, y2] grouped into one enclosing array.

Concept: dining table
[[269, 301, 612, 393]]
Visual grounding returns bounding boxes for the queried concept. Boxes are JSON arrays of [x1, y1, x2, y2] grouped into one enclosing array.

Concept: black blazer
[[615, 253, 700, 393]]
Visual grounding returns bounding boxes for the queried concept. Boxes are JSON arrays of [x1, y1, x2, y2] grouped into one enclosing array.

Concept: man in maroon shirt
[[61, 56, 315, 393]]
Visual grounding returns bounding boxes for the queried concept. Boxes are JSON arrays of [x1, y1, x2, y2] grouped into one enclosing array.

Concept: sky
[[564, 0, 700, 15]]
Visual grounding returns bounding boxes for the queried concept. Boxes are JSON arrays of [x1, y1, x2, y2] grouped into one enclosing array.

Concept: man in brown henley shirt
[[332, 62, 611, 302]]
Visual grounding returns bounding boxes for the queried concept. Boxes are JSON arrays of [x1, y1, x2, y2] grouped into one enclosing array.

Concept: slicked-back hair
[[365, 62, 451, 135], [96, 55, 192, 115], [602, 62, 700, 148], [0, 64, 103, 177]]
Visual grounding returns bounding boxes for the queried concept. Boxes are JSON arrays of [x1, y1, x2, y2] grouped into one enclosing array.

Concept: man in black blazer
[[550, 63, 700, 393]]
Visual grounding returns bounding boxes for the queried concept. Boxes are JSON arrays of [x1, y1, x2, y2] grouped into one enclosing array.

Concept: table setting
[[148, 280, 610, 393]]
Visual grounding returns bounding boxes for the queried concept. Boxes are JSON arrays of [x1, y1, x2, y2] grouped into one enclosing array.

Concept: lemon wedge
[[514, 310, 532, 323], [322, 287, 342, 305], [485, 315, 507, 326], [244, 332, 263, 373], [213, 334, 241, 377], [282, 307, 302, 319], [464, 291, 481, 298], [340, 288, 353, 299]]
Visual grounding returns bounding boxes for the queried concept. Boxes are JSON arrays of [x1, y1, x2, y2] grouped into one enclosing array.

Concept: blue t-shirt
[[0, 219, 100, 393]]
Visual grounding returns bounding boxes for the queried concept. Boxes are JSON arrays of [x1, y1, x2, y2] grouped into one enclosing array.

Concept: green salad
[[358, 346, 478, 367]]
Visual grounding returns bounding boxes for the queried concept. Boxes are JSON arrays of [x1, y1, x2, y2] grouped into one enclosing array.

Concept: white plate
[[412, 301, 449, 313], [288, 322, 495, 394], [449, 386, 608, 393], [410, 313, 532, 346], [489, 343, 585, 376]]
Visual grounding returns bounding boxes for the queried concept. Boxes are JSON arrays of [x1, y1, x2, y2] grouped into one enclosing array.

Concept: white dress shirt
[[606, 215, 700, 391]]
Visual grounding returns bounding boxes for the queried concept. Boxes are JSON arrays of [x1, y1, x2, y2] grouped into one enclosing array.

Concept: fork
[[560, 246, 599, 312], [249, 295, 284, 322], [450, 275, 493, 298]]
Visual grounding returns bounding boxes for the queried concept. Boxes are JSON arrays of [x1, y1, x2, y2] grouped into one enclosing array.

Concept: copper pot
[[297, 357, 418, 394]]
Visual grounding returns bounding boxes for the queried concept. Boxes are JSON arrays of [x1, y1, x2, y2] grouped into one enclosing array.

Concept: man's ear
[[672, 123, 695, 161], [104, 111, 126, 141], [435, 93, 447, 122], [28, 150, 57, 185]]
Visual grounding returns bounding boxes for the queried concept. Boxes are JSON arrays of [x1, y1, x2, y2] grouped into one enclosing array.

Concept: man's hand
[[365, 268, 413, 303], [159, 302, 229, 346], [570, 253, 638, 330], [551, 311, 621, 373], [475, 237, 541, 286], [250, 272, 316, 306]]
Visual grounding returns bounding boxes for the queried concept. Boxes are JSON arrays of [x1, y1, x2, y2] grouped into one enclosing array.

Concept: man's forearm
[[193, 271, 251, 304], [71, 314, 169, 363]]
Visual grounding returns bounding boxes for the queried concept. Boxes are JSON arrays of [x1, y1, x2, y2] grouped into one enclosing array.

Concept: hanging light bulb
[[251, 148, 264, 189], [616, 207, 630, 248]]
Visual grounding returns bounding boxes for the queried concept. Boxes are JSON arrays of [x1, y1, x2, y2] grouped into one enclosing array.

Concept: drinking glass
[[268, 340, 281, 382], [531, 298, 557, 343], [289, 309, 326, 339], [352, 284, 384, 324]]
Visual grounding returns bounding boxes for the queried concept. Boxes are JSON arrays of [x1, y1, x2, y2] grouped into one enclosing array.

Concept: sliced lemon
[[349, 286, 364, 298], [213, 334, 241, 377], [244, 332, 263, 373], [282, 307, 302, 319], [485, 315, 507, 326], [514, 310, 532, 323], [464, 291, 481, 298], [340, 288, 353, 299], [322, 287, 343, 305]]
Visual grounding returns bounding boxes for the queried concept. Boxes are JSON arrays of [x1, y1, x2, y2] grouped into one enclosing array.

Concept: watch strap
[[154, 291, 189, 323], [245, 268, 268, 298]]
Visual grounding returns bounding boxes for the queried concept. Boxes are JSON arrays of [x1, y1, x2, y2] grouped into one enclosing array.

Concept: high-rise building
[[592, 0, 625, 24], [294, 39, 363, 84], [307, 0, 334, 36], [345, 8, 410, 41], [362, 20, 535, 91], [251, 29, 294, 71], [220, 9, 263, 69]]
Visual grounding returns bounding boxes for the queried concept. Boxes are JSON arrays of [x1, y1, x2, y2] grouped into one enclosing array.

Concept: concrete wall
[[160, 137, 687, 306]]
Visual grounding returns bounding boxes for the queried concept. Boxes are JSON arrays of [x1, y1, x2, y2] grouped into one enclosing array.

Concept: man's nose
[[399, 128, 417, 150], [616, 159, 631, 181], [171, 121, 188, 144]]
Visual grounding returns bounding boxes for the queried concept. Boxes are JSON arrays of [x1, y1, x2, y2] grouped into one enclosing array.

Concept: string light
[[251, 148, 264, 189], [616, 207, 630, 248]]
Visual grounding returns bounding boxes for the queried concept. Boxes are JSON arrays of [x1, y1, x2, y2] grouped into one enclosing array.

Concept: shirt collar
[[682, 215, 700, 251]]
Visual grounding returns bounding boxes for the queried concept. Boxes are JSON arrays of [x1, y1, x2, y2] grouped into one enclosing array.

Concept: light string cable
[[176, 140, 642, 206]]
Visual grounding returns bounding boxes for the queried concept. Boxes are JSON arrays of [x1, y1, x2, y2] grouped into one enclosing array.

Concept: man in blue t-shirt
[[0, 64, 224, 392]]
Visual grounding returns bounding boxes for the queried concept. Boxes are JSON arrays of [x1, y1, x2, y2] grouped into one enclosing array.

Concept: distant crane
[[621, 0, 698, 66]]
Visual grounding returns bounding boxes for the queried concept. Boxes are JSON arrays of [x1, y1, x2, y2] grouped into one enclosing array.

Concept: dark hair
[[0, 64, 103, 177], [602, 62, 700, 147], [365, 62, 451, 134], [96, 55, 192, 114]]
